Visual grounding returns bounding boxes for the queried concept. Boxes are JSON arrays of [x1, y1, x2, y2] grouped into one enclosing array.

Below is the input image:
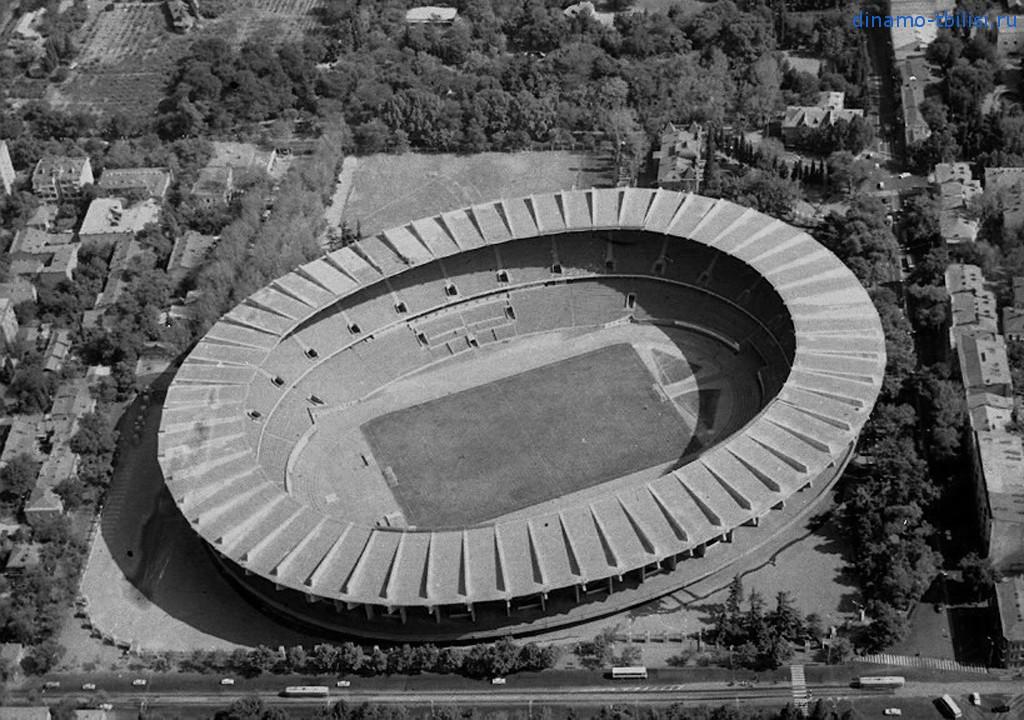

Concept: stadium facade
[[158, 189, 886, 641]]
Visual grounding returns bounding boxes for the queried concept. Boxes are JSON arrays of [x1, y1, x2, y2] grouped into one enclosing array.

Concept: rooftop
[[997, 575, 1024, 643], [79, 197, 161, 237], [32, 155, 90, 183], [405, 5, 458, 23], [97, 167, 171, 198], [0, 709, 49, 720], [958, 333, 1012, 392], [209, 142, 275, 173], [191, 166, 233, 196], [168, 231, 217, 278]]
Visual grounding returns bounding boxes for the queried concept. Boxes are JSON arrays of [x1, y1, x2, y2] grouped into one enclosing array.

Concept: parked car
[[491, 678, 507, 685], [883, 710, 902, 716], [98, 704, 113, 711], [336, 680, 351, 688], [43, 681, 60, 689], [131, 678, 147, 687], [82, 683, 96, 691], [220, 678, 235, 686]]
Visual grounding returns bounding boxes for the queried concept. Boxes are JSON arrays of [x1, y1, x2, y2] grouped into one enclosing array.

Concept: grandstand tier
[[160, 189, 885, 641]]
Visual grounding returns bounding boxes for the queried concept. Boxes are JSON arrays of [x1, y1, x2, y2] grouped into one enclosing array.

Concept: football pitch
[[361, 343, 691, 527]]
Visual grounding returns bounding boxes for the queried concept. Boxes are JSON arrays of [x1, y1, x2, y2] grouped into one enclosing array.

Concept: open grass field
[[340, 152, 616, 237], [361, 343, 690, 527]]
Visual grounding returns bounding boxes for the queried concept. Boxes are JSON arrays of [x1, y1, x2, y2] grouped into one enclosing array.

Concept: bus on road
[[611, 666, 648, 680], [282, 686, 330, 698], [939, 694, 962, 719], [857, 676, 906, 689]]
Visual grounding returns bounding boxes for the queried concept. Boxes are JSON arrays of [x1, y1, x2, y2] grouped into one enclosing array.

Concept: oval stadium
[[157, 188, 886, 641]]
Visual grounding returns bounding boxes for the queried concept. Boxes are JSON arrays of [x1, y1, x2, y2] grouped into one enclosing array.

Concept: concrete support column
[[694, 543, 706, 558], [607, 577, 614, 593], [434, 606, 441, 623], [666, 555, 678, 570], [540, 592, 547, 611], [364, 603, 375, 620], [505, 599, 511, 616], [468, 603, 476, 622], [333, 600, 344, 613], [574, 584, 581, 603], [399, 607, 407, 624]]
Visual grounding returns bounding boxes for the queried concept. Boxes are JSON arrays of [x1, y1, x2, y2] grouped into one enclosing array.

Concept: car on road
[[98, 704, 113, 711], [43, 681, 60, 689], [220, 678, 235, 686], [82, 683, 96, 691], [336, 680, 351, 688], [883, 710, 902, 716], [491, 678, 507, 685], [131, 678, 147, 687]]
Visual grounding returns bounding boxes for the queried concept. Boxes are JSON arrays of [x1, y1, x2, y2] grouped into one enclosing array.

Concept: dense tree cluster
[[204, 697, 848, 720], [0, 516, 84, 660], [147, 0, 870, 159], [908, 27, 1008, 172], [708, 577, 802, 670], [812, 195, 959, 652], [166, 637, 558, 680]]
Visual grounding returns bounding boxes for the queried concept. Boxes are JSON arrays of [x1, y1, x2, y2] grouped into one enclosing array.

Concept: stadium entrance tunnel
[[159, 189, 885, 641]]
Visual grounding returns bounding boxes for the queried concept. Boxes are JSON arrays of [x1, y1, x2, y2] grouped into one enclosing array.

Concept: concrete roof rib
[[159, 190, 884, 609]]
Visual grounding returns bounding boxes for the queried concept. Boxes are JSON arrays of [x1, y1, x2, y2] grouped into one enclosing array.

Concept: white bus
[[939, 694, 962, 719], [857, 676, 906, 689], [611, 666, 648, 680], [282, 686, 330, 698]]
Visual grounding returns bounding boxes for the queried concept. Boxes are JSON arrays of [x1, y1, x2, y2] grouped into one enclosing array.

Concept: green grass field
[[361, 343, 690, 527], [343, 151, 615, 237]]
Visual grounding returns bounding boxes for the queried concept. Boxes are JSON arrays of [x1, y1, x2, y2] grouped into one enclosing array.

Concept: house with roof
[[42, 328, 72, 373], [0, 709, 48, 720], [562, 1, 617, 26], [209, 141, 276, 175], [897, 57, 933, 146], [1004, 306, 1024, 341], [190, 166, 233, 206], [405, 5, 458, 23], [4, 543, 42, 574], [9, 244, 78, 287], [985, 167, 1024, 230], [946, 263, 999, 348], [0, 279, 37, 306], [168, 230, 217, 284], [996, 575, 1024, 667], [94, 239, 150, 310], [31, 155, 93, 202], [653, 123, 704, 193], [973, 431, 1024, 574], [778, 92, 865, 147], [78, 197, 161, 246], [97, 167, 172, 200], [998, 21, 1024, 57], [958, 333, 1012, 397], [0, 140, 15, 195]]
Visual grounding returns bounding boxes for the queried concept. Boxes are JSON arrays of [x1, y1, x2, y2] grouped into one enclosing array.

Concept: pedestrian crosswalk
[[855, 653, 988, 673], [790, 664, 810, 711]]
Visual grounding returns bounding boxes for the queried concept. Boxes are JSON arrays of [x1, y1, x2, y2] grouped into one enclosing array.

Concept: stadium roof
[[158, 189, 885, 609]]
